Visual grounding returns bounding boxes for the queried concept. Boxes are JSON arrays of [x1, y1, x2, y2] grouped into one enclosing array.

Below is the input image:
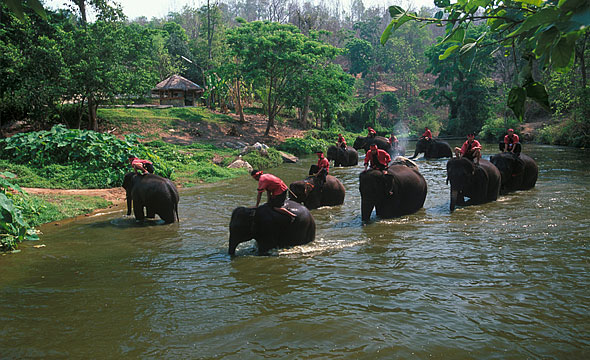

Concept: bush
[[0, 172, 39, 252], [242, 148, 284, 169], [408, 115, 440, 138], [539, 118, 590, 148], [480, 117, 521, 142]]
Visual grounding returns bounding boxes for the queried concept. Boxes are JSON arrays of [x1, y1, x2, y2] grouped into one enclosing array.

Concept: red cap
[[508, 128, 514, 132]]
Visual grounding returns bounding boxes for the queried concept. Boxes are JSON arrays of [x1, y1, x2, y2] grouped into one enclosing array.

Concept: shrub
[[480, 117, 521, 142], [0, 172, 39, 251], [242, 148, 284, 169]]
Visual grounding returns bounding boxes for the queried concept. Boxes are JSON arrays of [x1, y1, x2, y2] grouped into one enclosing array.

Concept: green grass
[[19, 194, 111, 227], [98, 107, 236, 131]]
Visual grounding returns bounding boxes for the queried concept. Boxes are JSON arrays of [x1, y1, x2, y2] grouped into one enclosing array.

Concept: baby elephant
[[122, 172, 179, 223]]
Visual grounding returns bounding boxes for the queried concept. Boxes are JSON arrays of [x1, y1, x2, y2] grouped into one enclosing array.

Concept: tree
[[422, 25, 497, 135], [226, 20, 340, 135], [381, 0, 590, 120]]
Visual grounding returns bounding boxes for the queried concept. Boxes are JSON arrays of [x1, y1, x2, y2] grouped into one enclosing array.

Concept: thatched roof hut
[[152, 75, 203, 107]]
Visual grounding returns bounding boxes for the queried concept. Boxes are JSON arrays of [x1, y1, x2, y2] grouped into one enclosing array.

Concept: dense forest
[[1, 0, 588, 145]]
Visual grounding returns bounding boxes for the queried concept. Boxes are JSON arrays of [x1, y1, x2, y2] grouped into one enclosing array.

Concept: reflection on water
[[1, 143, 589, 358]]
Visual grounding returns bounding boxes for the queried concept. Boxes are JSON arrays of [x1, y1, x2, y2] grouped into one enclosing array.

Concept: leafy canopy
[[381, 0, 590, 120]]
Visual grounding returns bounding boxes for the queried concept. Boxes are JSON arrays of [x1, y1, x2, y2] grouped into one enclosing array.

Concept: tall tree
[[226, 20, 340, 135]]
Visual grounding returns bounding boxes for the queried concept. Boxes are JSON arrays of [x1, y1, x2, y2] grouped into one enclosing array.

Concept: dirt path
[[23, 187, 126, 204]]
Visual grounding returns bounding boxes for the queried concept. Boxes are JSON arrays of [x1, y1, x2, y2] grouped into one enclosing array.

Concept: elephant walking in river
[[447, 158, 501, 211], [410, 138, 453, 159], [289, 172, 345, 210], [359, 164, 427, 222], [490, 152, 538, 194], [122, 172, 179, 223], [326, 145, 358, 167], [229, 200, 316, 255]]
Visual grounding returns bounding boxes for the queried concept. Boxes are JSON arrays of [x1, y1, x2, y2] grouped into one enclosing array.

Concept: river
[[1, 143, 589, 358]]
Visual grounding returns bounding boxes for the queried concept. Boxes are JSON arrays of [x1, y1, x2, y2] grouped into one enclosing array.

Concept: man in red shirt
[[315, 151, 330, 175], [367, 126, 377, 138], [363, 144, 391, 174], [420, 127, 432, 141], [388, 132, 399, 152], [251, 170, 296, 220], [502, 128, 521, 154], [337, 134, 347, 148], [454, 133, 481, 164], [128, 155, 154, 175]]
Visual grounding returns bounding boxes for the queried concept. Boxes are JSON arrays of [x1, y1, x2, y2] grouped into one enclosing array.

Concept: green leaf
[[525, 82, 550, 111], [534, 26, 559, 58], [514, 0, 543, 6], [459, 42, 477, 69], [439, 45, 460, 60], [508, 8, 559, 37], [27, 0, 47, 20], [388, 5, 405, 17], [507, 87, 527, 121], [442, 27, 466, 44], [380, 21, 394, 45], [551, 35, 576, 72]]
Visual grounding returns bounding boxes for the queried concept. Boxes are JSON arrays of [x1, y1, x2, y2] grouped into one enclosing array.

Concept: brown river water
[[1, 142, 589, 358]]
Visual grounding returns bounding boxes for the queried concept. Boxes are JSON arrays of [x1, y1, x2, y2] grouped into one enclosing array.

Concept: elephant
[[489, 152, 538, 194], [326, 145, 358, 167], [359, 164, 427, 222], [228, 200, 316, 255], [289, 171, 345, 210], [122, 172, 179, 223], [446, 158, 501, 211], [409, 138, 453, 159], [353, 136, 394, 156]]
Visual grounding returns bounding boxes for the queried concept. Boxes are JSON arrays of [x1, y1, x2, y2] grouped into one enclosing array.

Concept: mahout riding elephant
[[289, 171, 345, 210], [489, 152, 538, 194], [446, 158, 501, 211], [122, 172, 179, 223], [326, 145, 358, 167], [410, 138, 453, 159], [228, 200, 316, 255], [353, 136, 394, 156], [359, 164, 427, 222]]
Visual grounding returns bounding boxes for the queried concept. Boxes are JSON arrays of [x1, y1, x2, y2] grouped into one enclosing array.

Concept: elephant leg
[[159, 208, 176, 224], [361, 198, 374, 222], [146, 207, 156, 218], [133, 201, 145, 221]]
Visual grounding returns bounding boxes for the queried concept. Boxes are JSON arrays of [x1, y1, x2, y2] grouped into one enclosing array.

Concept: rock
[[227, 158, 253, 172], [279, 151, 298, 163]]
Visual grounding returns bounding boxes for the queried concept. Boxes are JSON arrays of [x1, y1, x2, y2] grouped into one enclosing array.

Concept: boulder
[[279, 151, 298, 163], [227, 157, 253, 172]]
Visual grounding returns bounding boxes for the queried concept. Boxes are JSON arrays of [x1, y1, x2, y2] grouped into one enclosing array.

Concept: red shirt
[[388, 135, 398, 145], [257, 174, 288, 196], [460, 139, 481, 156], [337, 135, 346, 146], [364, 149, 391, 167], [504, 134, 519, 145], [131, 158, 152, 166], [317, 156, 330, 173], [422, 129, 432, 139]]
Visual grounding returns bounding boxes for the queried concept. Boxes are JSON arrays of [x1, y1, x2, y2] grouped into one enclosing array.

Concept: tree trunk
[[88, 97, 98, 131], [234, 73, 245, 122], [300, 95, 310, 127]]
